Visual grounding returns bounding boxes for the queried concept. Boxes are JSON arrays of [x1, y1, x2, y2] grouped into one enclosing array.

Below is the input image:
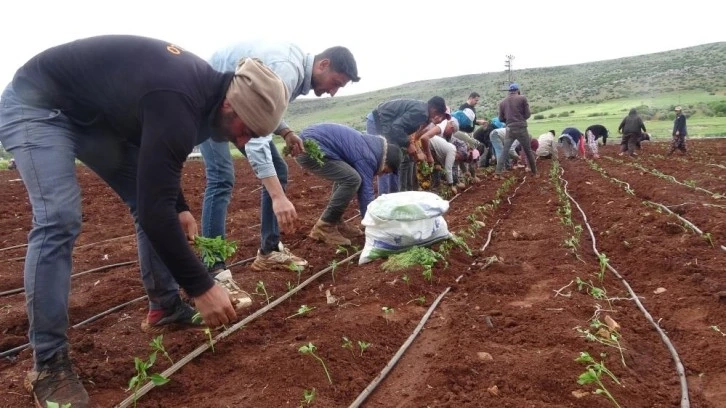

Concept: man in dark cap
[[0, 35, 289, 407]]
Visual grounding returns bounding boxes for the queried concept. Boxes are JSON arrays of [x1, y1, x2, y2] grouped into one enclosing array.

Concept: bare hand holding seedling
[[178, 211, 198, 242], [193, 284, 236, 327], [272, 195, 298, 234]]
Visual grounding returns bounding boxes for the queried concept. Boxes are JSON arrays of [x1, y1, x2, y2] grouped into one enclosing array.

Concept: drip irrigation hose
[[0, 261, 137, 297], [348, 287, 451, 408], [1, 234, 135, 263], [644, 201, 726, 253], [116, 250, 362, 408], [0, 295, 147, 359], [0, 243, 28, 252], [558, 168, 690, 408]]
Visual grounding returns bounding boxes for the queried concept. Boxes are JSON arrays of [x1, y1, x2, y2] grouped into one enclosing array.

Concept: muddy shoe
[[25, 348, 90, 408], [141, 297, 204, 334], [309, 220, 351, 246], [251, 243, 308, 271], [338, 221, 364, 238], [213, 269, 252, 310]]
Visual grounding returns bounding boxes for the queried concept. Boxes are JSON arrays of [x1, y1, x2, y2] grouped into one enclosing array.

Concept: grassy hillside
[[285, 42, 726, 137]]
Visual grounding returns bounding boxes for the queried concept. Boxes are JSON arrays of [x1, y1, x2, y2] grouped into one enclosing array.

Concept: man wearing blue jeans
[[0, 36, 289, 407], [495, 83, 538, 178], [200, 40, 360, 272]]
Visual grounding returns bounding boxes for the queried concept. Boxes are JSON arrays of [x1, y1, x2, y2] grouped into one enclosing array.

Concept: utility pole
[[502, 54, 515, 91]]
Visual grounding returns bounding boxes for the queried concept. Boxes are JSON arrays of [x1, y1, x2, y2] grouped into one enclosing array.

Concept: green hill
[[285, 42, 726, 137]]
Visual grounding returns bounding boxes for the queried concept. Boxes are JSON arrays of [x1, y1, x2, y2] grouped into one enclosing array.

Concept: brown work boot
[[337, 220, 364, 238], [25, 348, 90, 408], [251, 242, 308, 271], [309, 220, 351, 246]]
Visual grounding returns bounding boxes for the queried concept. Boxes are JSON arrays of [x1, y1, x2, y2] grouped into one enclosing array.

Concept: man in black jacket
[[668, 106, 688, 155], [0, 35, 289, 407], [617, 108, 647, 156]]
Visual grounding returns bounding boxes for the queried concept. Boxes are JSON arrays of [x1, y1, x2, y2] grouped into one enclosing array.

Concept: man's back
[[498, 94, 530, 127]]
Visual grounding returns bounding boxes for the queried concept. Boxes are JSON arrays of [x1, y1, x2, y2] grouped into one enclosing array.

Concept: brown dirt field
[[1, 139, 725, 408]]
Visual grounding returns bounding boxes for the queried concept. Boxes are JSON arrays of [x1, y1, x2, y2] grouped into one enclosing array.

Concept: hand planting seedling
[[287, 304, 315, 319], [575, 351, 622, 408], [193, 235, 237, 268], [127, 345, 171, 407], [300, 388, 316, 406], [255, 280, 272, 304], [149, 335, 173, 365], [357, 340, 370, 357], [298, 342, 332, 384], [709, 325, 726, 336]]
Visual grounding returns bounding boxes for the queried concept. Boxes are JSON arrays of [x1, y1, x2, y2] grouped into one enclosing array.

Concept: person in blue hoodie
[[296, 123, 402, 246]]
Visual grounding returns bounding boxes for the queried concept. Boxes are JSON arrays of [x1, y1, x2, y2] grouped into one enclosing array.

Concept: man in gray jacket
[[199, 40, 360, 274], [617, 108, 647, 157]]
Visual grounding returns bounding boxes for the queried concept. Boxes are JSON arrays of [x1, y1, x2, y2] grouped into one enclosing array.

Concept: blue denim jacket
[[208, 40, 313, 178]]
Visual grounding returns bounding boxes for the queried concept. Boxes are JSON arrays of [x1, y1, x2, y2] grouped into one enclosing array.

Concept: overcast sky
[[1, 0, 722, 97]]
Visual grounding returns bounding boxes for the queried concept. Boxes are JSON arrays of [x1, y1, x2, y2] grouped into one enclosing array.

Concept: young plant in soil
[[575, 277, 612, 308], [254, 280, 272, 304], [288, 262, 304, 287], [597, 253, 610, 282], [575, 351, 622, 408], [287, 304, 315, 319], [149, 335, 173, 365], [46, 402, 71, 408], [298, 342, 332, 384], [357, 340, 371, 357], [300, 388, 316, 406], [382, 306, 395, 324], [193, 235, 237, 269], [329, 260, 338, 283], [192, 313, 216, 352], [335, 245, 349, 257], [710, 325, 726, 336], [401, 274, 410, 286], [127, 341, 171, 407], [341, 336, 355, 357]]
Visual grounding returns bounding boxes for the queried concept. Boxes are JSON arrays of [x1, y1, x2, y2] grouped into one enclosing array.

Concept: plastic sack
[[359, 191, 451, 264]]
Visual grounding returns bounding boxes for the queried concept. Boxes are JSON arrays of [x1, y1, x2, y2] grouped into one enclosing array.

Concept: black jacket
[[373, 99, 429, 147], [11, 35, 232, 296]]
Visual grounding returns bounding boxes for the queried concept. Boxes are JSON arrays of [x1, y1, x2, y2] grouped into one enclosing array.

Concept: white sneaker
[[213, 269, 252, 310]]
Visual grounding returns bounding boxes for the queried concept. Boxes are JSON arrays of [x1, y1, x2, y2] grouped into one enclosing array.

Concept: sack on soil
[[359, 191, 451, 264]]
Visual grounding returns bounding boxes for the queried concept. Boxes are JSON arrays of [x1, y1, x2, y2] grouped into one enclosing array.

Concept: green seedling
[[381, 246, 445, 283], [710, 325, 726, 336], [255, 280, 272, 304], [127, 347, 170, 407], [597, 252, 610, 282], [575, 277, 611, 308], [286, 281, 296, 293], [335, 245, 349, 257], [193, 235, 237, 269], [298, 342, 332, 384], [575, 351, 622, 408], [406, 295, 426, 305], [382, 306, 394, 324], [401, 274, 410, 286], [341, 336, 355, 357], [702, 232, 714, 248], [149, 335, 173, 365], [287, 304, 315, 319], [288, 262, 304, 286], [289, 139, 325, 166], [357, 340, 371, 357], [192, 312, 215, 352], [576, 319, 627, 367], [329, 260, 338, 283], [300, 388, 316, 406], [46, 402, 71, 408]]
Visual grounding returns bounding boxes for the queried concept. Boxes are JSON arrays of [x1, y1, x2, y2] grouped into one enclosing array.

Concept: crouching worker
[[559, 127, 586, 159], [296, 123, 402, 246]]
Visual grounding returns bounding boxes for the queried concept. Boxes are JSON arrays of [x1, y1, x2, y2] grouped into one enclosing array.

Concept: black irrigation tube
[[348, 287, 451, 408], [0, 261, 137, 297], [558, 167, 690, 408], [116, 250, 362, 408], [590, 160, 725, 253], [1, 234, 136, 263], [0, 295, 148, 359]]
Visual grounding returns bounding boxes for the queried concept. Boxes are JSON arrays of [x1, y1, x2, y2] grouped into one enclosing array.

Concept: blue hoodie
[[299, 123, 387, 218]]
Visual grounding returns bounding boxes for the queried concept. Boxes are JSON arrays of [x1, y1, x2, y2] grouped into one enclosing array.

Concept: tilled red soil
[[1, 139, 725, 408]]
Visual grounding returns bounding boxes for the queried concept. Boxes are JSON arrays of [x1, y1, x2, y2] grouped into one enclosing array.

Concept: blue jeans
[[0, 85, 179, 367], [496, 126, 537, 175], [365, 113, 397, 195], [199, 138, 287, 254]]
